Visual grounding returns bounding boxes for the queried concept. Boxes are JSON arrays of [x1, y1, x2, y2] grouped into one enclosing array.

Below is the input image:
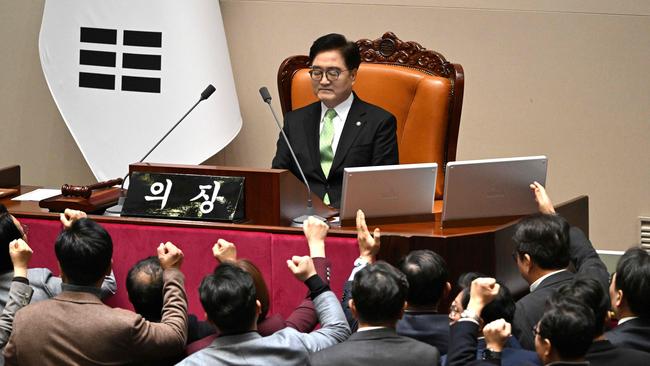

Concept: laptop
[[441, 155, 547, 222], [339, 163, 438, 222]]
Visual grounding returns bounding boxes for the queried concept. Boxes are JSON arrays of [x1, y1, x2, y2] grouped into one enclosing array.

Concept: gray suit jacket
[[310, 327, 440, 366], [0, 281, 32, 348], [177, 291, 350, 366], [0, 268, 117, 307]]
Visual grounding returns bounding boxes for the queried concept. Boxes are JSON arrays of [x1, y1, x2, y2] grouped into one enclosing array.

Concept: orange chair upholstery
[[277, 32, 464, 198]]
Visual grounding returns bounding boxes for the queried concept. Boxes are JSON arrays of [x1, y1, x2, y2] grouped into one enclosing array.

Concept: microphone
[[259, 86, 325, 226], [105, 84, 217, 216]]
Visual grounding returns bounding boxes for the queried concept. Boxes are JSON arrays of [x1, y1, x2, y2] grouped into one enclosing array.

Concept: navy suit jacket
[[605, 317, 650, 354], [271, 94, 398, 208], [586, 338, 650, 365], [397, 312, 450, 354]]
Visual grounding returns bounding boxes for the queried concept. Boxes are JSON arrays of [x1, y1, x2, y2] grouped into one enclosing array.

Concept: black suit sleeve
[[340, 280, 359, 332], [569, 226, 609, 293], [371, 114, 399, 166], [448, 321, 500, 366]]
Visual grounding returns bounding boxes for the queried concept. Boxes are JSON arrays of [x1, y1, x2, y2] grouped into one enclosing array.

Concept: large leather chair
[[277, 32, 464, 198]]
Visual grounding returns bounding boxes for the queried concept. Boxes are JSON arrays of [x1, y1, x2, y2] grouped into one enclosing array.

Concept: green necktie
[[319, 108, 337, 205]]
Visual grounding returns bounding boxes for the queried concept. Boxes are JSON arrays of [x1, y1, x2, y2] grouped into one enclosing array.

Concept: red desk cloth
[[20, 218, 358, 319]]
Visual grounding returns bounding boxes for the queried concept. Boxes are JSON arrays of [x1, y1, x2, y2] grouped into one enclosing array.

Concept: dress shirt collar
[[320, 92, 354, 124], [617, 316, 638, 325], [530, 269, 567, 292], [357, 325, 388, 332]]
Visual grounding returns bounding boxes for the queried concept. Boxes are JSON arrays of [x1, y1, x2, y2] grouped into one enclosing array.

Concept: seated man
[[511, 182, 609, 349], [550, 277, 650, 365], [445, 274, 540, 366], [272, 33, 398, 207], [310, 261, 439, 365], [4, 219, 188, 365], [127, 256, 214, 344], [396, 249, 452, 354], [534, 299, 596, 365], [606, 247, 650, 352], [177, 218, 350, 365], [447, 277, 533, 366]]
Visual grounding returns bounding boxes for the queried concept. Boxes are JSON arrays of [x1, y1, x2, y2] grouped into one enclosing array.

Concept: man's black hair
[[460, 276, 515, 323], [615, 247, 650, 318], [351, 261, 408, 324], [399, 250, 448, 306], [513, 213, 570, 270], [538, 298, 595, 360], [552, 277, 608, 335], [0, 204, 22, 272], [127, 256, 163, 321], [199, 262, 257, 334], [309, 33, 361, 71], [54, 218, 112, 286]]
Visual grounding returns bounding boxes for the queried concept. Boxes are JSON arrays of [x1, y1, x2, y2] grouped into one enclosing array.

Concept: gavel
[[61, 178, 123, 199]]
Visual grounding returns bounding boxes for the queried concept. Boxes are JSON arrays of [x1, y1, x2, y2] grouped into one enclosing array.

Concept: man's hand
[[212, 239, 237, 262], [9, 239, 32, 278], [60, 209, 87, 229], [530, 181, 555, 215], [157, 242, 184, 270], [483, 318, 512, 352], [356, 210, 380, 263], [303, 216, 327, 258], [286, 255, 317, 282], [467, 277, 500, 315]]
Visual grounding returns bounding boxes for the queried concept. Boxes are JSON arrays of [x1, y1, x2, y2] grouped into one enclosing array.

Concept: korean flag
[[39, 0, 242, 181]]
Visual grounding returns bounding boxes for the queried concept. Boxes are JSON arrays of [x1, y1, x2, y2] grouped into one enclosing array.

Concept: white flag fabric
[[39, 0, 241, 181]]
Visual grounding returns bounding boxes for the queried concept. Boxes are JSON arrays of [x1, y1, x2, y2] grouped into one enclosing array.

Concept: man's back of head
[[352, 261, 408, 326], [513, 213, 570, 271], [612, 247, 650, 319], [552, 277, 608, 336], [536, 299, 595, 363], [55, 218, 112, 286], [399, 249, 448, 308], [200, 262, 258, 334], [127, 256, 164, 321]]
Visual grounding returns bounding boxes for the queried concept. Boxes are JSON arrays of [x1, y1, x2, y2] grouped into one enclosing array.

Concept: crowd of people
[[0, 182, 648, 365]]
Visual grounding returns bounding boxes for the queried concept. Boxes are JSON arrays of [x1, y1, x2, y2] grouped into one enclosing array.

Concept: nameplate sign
[[122, 171, 245, 222]]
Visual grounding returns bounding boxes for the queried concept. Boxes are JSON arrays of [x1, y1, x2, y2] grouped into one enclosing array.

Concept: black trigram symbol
[[79, 27, 162, 93]]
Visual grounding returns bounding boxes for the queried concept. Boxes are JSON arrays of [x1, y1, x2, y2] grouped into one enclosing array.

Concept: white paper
[[12, 189, 62, 201]]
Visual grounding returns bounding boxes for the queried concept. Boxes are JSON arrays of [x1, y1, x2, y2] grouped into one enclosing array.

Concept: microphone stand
[[104, 85, 216, 216], [259, 87, 325, 226]]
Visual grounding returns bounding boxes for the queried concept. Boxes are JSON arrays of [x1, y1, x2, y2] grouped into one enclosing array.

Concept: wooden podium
[[128, 163, 335, 226]]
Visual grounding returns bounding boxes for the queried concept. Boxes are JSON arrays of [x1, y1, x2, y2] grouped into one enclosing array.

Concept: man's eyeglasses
[[308, 67, 349, 81]]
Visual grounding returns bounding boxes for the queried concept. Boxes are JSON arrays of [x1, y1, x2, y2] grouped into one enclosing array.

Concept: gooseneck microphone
[[259, 86, 325, 226], [105, 84, 217, 216]]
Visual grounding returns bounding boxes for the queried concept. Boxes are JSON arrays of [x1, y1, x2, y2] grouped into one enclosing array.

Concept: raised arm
[[0, 239, 34, 347], [341, 209, 380, 331], [287, 255, 350, 352]]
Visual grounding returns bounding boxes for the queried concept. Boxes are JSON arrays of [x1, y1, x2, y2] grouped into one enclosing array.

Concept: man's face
[[310, 50, 356, 108]]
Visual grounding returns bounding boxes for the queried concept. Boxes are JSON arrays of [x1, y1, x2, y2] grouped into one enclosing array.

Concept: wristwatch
[[460, 309, 481, 323], [482, 348, 502, 361]]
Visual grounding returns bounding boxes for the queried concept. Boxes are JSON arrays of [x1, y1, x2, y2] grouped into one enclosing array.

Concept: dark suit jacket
[[272, 94, 398, 208], [397, 311, 450, 354], [310, 327, 440, 366], [513, 226, 609, 350], [4, 269, 187, 366], [605, 317, 650, 354], [586, 338, 650, 365], [447, 321, 511, 366]]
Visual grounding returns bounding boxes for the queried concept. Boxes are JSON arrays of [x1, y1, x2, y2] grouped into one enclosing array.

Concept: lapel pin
[[356, 121, 362, 127]]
